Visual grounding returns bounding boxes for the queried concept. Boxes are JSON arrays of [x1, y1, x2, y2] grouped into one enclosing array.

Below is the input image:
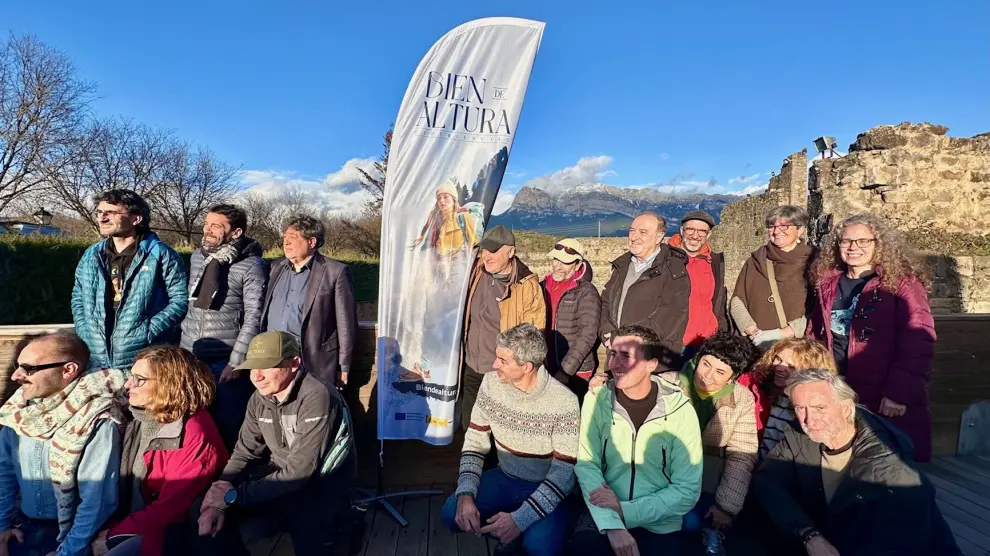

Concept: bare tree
[[149, 143, 238, 243], [356, 126, 391, 215], [46, 117, 174, 228], [0, 34, 93, 213], [241, 191, 284, 250]]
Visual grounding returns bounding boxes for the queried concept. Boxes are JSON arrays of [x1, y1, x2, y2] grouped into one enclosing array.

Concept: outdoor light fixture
[[814, 136, 838, 159], [33, 207, 53, 226]]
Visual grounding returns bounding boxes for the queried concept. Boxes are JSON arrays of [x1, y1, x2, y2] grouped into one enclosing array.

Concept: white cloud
[[238, 158, 375, 216], [659, 152, 670, 161], [728, 173, 761, 185], [523, 155, 615, 193], [731, 182, 769, 196], [323, 157, 377, 191], [492, 190, 516, 215], [505, 170, 527, 179]]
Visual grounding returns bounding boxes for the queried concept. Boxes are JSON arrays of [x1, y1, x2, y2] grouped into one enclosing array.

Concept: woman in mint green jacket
[[572, 324, 704, 556]]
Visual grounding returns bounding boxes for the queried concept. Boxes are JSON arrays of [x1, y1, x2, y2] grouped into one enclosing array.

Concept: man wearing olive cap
[[194, 331, 356, 556], [459, 225, 546, 431]]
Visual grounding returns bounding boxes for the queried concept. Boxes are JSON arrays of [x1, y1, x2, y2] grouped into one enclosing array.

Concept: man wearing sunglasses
[[71, 189, 188, 371], [0, 333, 126, 556]]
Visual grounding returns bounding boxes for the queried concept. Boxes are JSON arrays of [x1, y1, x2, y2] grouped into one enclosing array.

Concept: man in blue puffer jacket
[[71, 189, 188, 371]]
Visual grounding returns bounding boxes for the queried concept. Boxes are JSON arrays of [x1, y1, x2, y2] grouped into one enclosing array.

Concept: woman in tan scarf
[[730, 205, 815, 348]]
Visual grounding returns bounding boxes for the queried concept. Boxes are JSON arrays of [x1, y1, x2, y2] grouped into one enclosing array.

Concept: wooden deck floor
[[248, 456, 990, 556], [247, 490, 500, 556], [924, 456, 990, 556]]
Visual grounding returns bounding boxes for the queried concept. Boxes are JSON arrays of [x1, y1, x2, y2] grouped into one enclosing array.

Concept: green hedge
[[0, 235, 379, 326]]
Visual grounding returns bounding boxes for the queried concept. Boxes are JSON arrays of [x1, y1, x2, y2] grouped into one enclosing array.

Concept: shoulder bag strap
[[765, 259, 789, 329]]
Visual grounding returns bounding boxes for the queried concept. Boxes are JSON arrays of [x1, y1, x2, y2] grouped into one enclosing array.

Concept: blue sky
[[6, 0, 989, 214]]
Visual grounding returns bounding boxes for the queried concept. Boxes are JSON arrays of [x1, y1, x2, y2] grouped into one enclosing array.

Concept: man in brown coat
[[459, 225, 546, 430], [599, 212, 689, 371], [260, 216, 358, 387]]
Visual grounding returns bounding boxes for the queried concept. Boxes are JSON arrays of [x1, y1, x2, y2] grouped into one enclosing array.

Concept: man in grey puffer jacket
[[180, 204, 268, 446]]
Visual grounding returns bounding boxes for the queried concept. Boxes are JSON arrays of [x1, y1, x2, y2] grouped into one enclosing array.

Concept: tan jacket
[[463, 257, 546, 335], [661, 371, 759, 515]]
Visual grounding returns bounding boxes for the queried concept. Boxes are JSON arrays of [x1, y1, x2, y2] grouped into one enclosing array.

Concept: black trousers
[[190, 477, 353, 556], [459, 365, 486, 432]]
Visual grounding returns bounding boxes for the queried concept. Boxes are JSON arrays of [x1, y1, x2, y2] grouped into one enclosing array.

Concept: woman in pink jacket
[[807, 214, 936, 461], [93, 346, 229, 556]]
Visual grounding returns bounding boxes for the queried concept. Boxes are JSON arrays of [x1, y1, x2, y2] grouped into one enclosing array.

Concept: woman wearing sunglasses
[[540, 238, 601, 399], [93, 346, 229, 555], [730, 205, 815, 349], [807, 213, 936, 461]]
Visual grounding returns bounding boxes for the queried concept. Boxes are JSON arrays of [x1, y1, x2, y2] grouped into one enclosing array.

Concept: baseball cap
[[547, 238, 584, 264], [680, 210, 716, 229], [478, 225, 515, 252], [235, 331, 301, 370]]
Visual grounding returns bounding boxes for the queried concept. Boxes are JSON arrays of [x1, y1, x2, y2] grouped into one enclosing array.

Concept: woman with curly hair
[[94, 346, 229, 556], [660, 331, 760, 532], [807, 213, 936, 461], [736, 338, 837, 459]]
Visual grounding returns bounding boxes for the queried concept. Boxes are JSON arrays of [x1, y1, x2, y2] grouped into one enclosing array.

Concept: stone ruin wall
[[712, 122, 990, 314]]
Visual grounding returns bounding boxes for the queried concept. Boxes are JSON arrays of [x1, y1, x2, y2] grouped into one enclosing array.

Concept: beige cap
[[547, 238, 584, 264]]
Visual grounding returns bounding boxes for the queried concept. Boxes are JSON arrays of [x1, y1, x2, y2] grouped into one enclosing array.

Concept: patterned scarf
[[0, 369, 127, 542]]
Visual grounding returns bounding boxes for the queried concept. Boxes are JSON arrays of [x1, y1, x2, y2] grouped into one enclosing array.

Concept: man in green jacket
[[573, 325, 703, 556]]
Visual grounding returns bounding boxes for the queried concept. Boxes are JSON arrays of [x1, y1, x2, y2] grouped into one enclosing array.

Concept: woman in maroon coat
[[808, 213, 936, 461]]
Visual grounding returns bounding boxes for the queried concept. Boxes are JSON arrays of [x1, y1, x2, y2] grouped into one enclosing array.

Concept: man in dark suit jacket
[[260, 216, 358, 386]]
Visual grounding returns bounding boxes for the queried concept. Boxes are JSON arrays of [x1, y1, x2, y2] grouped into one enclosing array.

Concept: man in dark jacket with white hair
[[752, 368, 960, 556], [181, 204, 268, 447]]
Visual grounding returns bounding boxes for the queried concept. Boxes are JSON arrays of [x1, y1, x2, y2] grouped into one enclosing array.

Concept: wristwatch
[[224, 487, 238, 506]]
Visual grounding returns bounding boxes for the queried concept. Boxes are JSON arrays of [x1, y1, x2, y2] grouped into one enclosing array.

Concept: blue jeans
[[681, 492, 716, 533], [441, 469, 569, 556]]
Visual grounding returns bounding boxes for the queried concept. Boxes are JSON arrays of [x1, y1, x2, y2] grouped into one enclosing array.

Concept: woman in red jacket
[[807, 213, 936, 461], [93, 346, 229, 556]]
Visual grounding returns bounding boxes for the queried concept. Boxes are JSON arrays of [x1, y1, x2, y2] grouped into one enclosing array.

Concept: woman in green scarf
[[660, 331, 759, 533]]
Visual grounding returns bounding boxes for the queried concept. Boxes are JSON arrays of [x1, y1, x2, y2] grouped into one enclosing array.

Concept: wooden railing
[[3, 315, 990, 487]]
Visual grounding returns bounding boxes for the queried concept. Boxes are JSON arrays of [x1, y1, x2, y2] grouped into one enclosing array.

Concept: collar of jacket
[[610, 244, 687, 277], [146, 415, 185, 451], [817, 265, 887, 301], [264, 369, 308, 407], [667, 358, 741, 410], [606, 373, 694, 428], [281, 252, 319, 273], [476, 257, 536, 301], [99, 232, 161, 259], [668, 233, 713, 260]]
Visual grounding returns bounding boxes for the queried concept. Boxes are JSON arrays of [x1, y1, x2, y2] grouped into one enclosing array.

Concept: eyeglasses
[[553, 243, 581, 257], [767, 224, 797, 232], [839, 238, 876, 249], [130, 374, 153, 387], [15, 361, 71, 375], [682, 227, 710, 237], [93, 209, 130, 219]]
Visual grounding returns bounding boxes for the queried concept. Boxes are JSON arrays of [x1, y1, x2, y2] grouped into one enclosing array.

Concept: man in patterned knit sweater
[[441, 323, 579, 556]]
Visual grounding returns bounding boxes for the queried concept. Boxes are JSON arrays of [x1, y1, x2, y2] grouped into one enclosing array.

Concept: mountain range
[[489, 184, 738, 237]]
